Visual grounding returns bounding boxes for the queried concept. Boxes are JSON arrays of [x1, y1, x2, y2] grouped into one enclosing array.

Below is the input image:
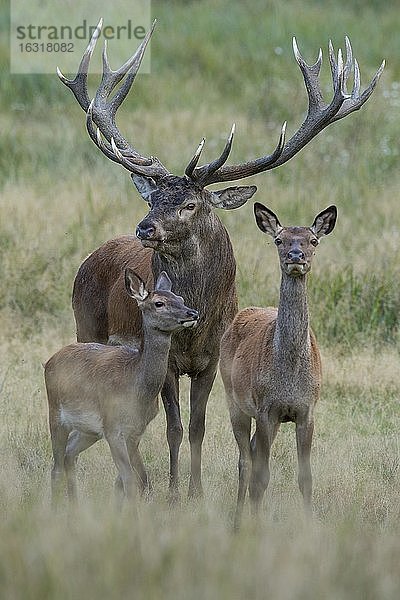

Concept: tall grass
[[1, 0, 400, 597]]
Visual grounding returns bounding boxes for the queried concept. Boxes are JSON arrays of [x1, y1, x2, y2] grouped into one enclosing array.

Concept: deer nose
[[136, 223, 156, 240], [187, 309, 199, 320], [287, 249, 305, 262]]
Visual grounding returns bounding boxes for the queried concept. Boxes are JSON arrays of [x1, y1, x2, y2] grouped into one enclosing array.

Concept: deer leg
[[249, 416, 276, 517], [161, 368, 182, 499], [115, 436, 151, 497], [106, 432, 136, 500], [64, 430, 99, 502], [296, 418, 314, 515], [188, 364, 217, 498], [49, 421, 70, 507], [229, 404, 252, 530]]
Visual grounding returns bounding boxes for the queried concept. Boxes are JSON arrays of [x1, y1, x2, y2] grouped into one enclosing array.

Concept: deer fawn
[[45, 271, 198, 503], [58, 19, 383, 498], [219, 204, 337, 528]]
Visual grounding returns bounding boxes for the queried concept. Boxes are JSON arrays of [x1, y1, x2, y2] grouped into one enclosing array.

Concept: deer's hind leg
[[64, 430, 100, 502], [49, 419, 71, 506]]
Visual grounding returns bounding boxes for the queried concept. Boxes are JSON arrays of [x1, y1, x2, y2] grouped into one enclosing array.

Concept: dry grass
[[1, 333, 400, 599]]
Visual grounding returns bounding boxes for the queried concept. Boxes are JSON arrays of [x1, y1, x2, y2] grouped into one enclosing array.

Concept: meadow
[[1, 0, 400, 598]]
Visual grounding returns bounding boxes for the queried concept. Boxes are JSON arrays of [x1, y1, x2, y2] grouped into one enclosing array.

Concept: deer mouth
[[140, 238, 165, 249], [285, 262, 308, 275], [180, 319, 198, 328]]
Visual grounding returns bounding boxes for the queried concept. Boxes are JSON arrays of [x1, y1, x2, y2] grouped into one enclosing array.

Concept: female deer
[[219, 203, 337, 528], [45, 270, 198, 503]]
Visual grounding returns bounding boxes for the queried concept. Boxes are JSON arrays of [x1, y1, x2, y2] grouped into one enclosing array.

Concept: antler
[[187, 36, 384, 186], [57, 19, 169, 179], [59, 25, 384, 187]]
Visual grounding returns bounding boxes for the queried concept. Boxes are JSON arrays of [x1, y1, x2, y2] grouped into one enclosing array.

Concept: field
[[1, 0, 400, 598]]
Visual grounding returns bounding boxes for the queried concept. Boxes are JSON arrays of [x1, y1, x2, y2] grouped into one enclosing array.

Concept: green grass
[[1, 0, 400, 598]]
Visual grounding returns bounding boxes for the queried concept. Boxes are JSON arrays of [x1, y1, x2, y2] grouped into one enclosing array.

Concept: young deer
[[45, 270, 198, 503], [219, 203, 337, 528]]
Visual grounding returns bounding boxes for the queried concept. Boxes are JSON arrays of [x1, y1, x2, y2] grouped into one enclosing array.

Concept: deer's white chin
[[285, 263, 308, 276], [182, 320, 198, 328]]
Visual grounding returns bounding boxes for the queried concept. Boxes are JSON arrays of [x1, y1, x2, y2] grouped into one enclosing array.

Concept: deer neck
[[273, 272, 311, 361], [155, 211, 228, 265], [135, 321, 172, 400], [152, 212, 236, 308]]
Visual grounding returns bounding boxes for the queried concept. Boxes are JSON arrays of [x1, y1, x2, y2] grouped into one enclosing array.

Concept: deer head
[[254, 203, 337, 276], [124, 269, 198, 331]]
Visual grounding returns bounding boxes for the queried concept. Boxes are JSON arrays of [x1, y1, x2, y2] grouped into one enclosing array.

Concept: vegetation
[[1, 0, 399, 598]]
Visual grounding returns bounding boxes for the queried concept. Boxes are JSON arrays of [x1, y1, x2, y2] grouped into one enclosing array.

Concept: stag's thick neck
[[152, 211, 236, 302], [273, 272, 311, 363]]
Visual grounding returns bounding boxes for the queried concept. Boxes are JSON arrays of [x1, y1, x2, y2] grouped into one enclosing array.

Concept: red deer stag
[[220, 204, 337, 528], [45, 270, 198, 504], [58, 19, 383, 498]]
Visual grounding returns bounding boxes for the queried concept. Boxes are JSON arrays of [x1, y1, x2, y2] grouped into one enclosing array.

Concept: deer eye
[[311, 238, 319, 247], [274, 238, 282, 246], [185, 203, 196, 210], [154, 301, 165, 308]]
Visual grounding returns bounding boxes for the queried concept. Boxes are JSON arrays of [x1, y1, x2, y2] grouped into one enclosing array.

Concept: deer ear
[[124, 268, 149, 302], [155, 271, 172, 292], [254, 202, 282, 237], [311, 205, 337, 238], [131, 174, 158, 202], [209, 185, 257, 210]]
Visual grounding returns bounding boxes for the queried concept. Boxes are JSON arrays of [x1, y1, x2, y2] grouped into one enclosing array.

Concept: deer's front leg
[[188, 363, 217, 498], [249, 415, 277, 517], [161, 367, 182, 499]]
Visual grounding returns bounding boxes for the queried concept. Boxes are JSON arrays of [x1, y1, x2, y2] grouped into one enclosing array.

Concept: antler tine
[[189, 124, 236, 184], [327, 41, 347, 110], [109, 20, 157, 115], [185, 138, 206, 179], [293, 38, 324, 113], [57, 18, 103, 111], [343, 36, 353, 93], [95, 21, 155, 111], [352, 58, 361, 98]]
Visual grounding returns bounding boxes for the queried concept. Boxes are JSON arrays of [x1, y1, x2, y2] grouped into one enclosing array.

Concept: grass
[[1, 0, 400, 598]]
